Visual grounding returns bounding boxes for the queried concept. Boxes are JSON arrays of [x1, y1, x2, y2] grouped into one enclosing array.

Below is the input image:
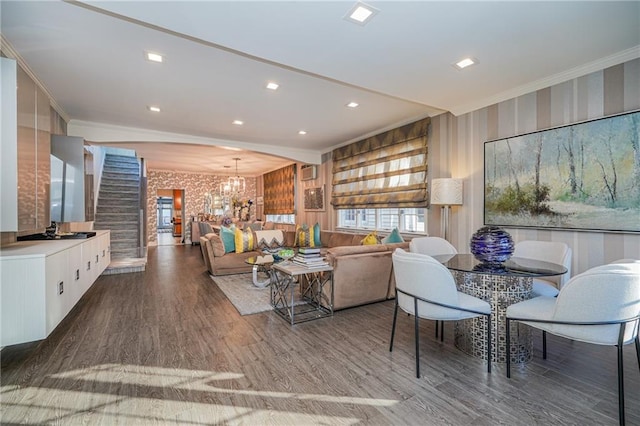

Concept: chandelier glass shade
[[219, 158, 245, 197]]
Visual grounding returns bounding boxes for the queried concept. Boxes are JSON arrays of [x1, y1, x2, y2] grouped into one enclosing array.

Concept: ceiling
[[2, 1, 638, 176]]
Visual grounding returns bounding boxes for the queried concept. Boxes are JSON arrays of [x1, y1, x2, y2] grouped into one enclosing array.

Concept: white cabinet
[[45, 250, 71, 334], [0, 231, 111, 346], [0, 58, 50, 233]]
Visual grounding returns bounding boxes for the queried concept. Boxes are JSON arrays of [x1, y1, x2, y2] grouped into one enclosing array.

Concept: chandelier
[[220, 158, 245, 197]]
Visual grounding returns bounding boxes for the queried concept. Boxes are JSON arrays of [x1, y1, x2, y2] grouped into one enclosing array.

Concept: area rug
[[211, 273, 304, 316], [210, 273, 271, 315]]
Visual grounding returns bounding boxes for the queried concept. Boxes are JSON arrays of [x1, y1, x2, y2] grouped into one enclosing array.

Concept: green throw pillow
[[220, 226, 236, 253], [313, 222, 322, 247], [382, 227, 404, 244]]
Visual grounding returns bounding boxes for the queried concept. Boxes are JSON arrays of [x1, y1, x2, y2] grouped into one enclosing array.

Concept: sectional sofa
[[200, 228, 410, 310]]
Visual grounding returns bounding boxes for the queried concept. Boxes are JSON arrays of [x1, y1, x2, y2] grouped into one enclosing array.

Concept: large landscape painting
[[484, 110, 640, 233]]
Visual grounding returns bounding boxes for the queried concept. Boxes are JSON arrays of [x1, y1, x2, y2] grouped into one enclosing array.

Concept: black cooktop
[[18, 231, 97, 241]]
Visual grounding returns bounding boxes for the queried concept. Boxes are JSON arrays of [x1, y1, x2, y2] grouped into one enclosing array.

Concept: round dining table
[[432, 253, 567, 364]]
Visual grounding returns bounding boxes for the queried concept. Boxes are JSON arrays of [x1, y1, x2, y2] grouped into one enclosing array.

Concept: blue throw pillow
[[382, 227, 404, 244], [220, 226, 236, 253], [313, 222, 322, 247]]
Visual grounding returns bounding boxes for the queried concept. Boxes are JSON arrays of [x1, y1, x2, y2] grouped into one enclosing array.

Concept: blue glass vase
[[470, 226, 514, 264]]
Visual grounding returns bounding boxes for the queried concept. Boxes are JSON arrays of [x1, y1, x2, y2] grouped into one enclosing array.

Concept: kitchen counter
[[0, 230, 109, 259]]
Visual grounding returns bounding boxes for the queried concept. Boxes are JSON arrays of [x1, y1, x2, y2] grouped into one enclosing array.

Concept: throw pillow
[[220, 226, 236, 253], [295, 224, 315, 248], [235, 227, 256, 253], [382, 227, 404, 244], [254, 230, 285, 249], [247, 222, 263, 231], [313, 222, 322, 247], [207, 233, 225, 257], [361, 231, 381, 245]]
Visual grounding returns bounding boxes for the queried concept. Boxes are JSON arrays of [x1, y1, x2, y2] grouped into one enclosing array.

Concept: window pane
[[378, 208, 399, 229], [402, 208, 425, 232], [359, 209, 376, 228]]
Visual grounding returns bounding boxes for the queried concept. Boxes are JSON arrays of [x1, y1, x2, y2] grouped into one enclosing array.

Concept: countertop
[[0, 230, 110, 259]]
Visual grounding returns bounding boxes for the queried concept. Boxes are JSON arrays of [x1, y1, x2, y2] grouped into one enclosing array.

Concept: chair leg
[[435, 320, 439, 339], [542, 330, 547, 359], [389, 298, 399, 352], [414, 298, 420, 378], [635, 333, 640, 373], [440, 320, 444, 342], [486, 314, 492, 374], [617, 343, 625, 426], [506, 318, 511, 378]]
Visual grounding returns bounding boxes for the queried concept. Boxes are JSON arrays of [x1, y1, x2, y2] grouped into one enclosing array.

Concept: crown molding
[[449, 45, 640, 117]]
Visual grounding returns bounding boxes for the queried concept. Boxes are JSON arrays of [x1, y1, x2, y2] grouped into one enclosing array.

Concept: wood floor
[[1, 244, 639, 425]]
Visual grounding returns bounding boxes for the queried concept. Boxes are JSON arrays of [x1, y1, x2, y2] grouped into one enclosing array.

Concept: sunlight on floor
[[1, 364, 399, 424]]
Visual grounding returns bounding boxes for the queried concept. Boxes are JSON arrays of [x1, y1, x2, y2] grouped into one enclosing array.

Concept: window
[[337, 208, 425, 233], [265, 214, 296, 224]]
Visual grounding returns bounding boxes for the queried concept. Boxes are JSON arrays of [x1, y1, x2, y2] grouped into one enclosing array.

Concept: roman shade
[[331, 117, 430, 209], [263, 164, 296, 215]]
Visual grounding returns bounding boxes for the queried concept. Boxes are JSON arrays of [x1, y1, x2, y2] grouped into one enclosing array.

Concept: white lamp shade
[[430, 178, 463, 205]]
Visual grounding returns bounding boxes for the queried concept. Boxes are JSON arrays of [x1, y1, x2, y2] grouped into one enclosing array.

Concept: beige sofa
[[201, 228, 410, 310]]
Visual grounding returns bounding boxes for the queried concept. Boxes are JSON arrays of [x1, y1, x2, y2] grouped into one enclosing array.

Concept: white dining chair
[[506, 262, 640, 426], [409, 236, 457, 256], [512, 240, 572, 297], [390, 248, 492, 378], [409, 236, 458, 340]]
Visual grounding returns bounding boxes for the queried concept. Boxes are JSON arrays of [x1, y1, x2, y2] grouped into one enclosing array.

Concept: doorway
[[156, 189, 184, 246]]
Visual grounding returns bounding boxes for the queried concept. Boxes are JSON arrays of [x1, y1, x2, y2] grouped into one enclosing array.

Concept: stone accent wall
[[147, 170, 257, 243]]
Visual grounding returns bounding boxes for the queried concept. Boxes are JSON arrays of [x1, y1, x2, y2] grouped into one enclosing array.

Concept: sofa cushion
[[206, 233, 225, 257], [220, 226, 236, 253], [361, 231, 381, 245], [294, 224, 316, 247], [328, 232, 358, 248], [382, 227, 404, 244], [262, 221, 275, 230], [235, 227, 256, 253], [199, 221, 214, 236], [313, 223, 322, 247], [254, 229, 285, 249], [247, 221, 263, 231]]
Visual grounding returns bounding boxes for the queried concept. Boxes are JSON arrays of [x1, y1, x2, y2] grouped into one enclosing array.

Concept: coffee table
[[245, 254, 280, 288]]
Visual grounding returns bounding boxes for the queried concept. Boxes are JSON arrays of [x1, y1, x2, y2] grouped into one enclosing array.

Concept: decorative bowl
[[277, 248, 295, 261], [469, 226, 514, 264]]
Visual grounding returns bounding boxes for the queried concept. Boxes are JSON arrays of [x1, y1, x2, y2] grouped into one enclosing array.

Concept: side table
[[271, 262, 334, 325]]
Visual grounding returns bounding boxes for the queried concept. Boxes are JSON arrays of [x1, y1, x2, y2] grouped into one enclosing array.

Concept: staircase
[[94, 153, 146, 274]]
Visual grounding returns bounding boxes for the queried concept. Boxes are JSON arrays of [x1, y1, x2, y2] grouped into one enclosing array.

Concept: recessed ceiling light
[[233, 120, 244, 125], [344, 2, 378, 25], [146, 52, 163, 63], [148, 106, 161, 112], [298, 130, 307, 135], [346, 102, 359, 108], [454, 57, 478, 70], [266, 82, 279, 90]]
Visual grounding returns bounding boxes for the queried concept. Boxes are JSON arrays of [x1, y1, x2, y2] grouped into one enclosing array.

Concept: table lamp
[[430, 178, 463, 241]]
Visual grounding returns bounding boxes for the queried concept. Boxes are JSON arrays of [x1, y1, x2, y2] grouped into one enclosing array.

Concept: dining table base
[[450, 270, 533, 364]]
